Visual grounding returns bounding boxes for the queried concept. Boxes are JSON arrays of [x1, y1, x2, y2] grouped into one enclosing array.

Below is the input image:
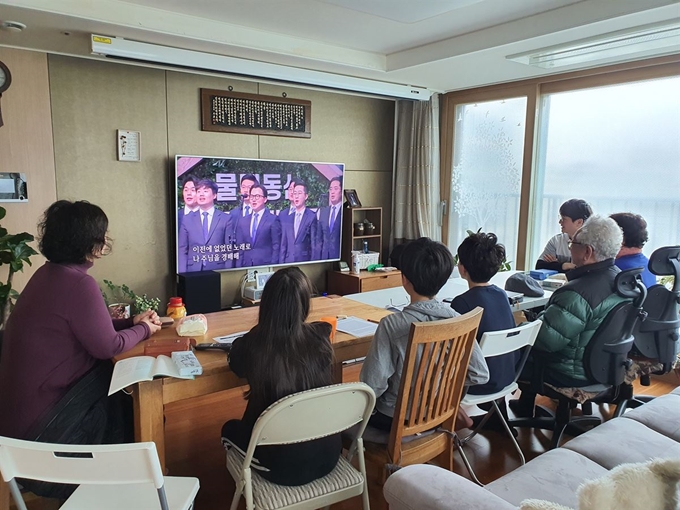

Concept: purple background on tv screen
[[175, 155, 345, 274]]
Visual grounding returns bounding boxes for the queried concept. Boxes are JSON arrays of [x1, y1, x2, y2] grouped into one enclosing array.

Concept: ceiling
[[1, 0, 679, 94]]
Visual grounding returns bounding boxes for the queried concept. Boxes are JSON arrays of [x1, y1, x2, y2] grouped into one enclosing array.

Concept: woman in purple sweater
[[0, 200, 161, 444]]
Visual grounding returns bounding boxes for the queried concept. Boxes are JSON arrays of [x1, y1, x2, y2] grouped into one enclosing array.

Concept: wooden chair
[[364, 307, 483, 478]]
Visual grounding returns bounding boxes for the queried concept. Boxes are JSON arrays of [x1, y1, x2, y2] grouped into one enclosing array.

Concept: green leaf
[[0, 207, 6, 221]]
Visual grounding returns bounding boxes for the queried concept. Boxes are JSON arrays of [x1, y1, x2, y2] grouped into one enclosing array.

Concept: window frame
[[440, 54, 680, 269]]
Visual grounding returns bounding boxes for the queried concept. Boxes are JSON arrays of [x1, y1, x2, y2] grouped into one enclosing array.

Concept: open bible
[[108, 355, 195, 396]]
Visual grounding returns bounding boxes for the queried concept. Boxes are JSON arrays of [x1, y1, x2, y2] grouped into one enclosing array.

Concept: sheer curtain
[[392, 93, 441, 246]]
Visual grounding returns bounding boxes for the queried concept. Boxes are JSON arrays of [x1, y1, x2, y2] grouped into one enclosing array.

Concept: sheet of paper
[[336, 317, 378, 337], [213, 330, 249, 345]]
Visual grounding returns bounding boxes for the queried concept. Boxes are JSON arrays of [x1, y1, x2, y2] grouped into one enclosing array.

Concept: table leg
[[132, 379, 165, 470], [0, 478, 10, 510]]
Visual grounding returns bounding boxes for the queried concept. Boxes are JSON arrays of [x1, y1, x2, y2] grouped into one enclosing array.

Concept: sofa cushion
[[622, 393, 680, 441], [563, 417, 680, 469], [384, 464, 517, 510], [486, 449, 606, 509]]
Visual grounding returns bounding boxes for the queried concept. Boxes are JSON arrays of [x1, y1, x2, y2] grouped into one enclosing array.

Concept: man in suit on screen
[[227, 174, 258, 239], [317, 176, 343, 261], [177, 176, 198, 230], [280, 181, 318, 263], [278, 177, 298, 227], [235, 184, 281, 267], [178, 179, 232, 272]]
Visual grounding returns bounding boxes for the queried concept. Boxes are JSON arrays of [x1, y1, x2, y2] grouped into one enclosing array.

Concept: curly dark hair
[[400, 238, 453, 298], [610, 212, 649, 249], [38, 200, 110, 264], [457, 232, 506, 283]]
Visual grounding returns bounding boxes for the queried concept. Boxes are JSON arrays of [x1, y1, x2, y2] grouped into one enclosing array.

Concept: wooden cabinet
[[327, 270, 402, 296], [341, 207, 382, 266]]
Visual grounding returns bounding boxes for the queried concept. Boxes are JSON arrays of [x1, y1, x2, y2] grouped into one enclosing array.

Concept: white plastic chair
[[455, 320, 542, 485], [0, 438, 199, 510], [227, 382, 376, 510]]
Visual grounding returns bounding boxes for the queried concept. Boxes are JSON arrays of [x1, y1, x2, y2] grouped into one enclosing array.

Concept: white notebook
[[108, 355, 195, 396]]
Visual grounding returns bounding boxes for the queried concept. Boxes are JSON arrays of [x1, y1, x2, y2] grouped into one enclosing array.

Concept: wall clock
[[0, 60, 11, 128]]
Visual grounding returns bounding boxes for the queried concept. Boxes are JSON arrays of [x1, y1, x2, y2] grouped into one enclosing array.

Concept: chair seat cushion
[[61, 476, 200, 510], [227, 450, 363, 510], [621, 393, 680, 441], [486, 448, 607, 509], [562, 417, 680, 469]]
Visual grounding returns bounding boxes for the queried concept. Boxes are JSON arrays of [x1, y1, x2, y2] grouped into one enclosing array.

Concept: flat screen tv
[[175, 155, 345, 274]]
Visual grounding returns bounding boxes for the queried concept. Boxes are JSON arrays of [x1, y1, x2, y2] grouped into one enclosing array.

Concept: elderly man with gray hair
[[511, 215, 626, 415]]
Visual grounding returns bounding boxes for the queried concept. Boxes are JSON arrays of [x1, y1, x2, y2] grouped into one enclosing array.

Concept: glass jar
[[166, 297, 187, 319], [354, 222, 364, 236]]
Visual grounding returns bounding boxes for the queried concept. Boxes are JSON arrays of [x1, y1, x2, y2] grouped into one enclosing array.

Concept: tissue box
[[530, 269, 558, 280], [172, 351, 203, 376], [351, 251, 380, 269]]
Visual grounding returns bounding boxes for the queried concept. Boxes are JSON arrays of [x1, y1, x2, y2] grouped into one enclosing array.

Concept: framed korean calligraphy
[[200, 89, 311, 138]]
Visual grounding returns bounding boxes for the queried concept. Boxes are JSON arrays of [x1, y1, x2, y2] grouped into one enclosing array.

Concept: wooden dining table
[[114, 295, 391, 470]]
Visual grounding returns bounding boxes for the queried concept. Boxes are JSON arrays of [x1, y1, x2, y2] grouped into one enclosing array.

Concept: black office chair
[[510, 268, 647, 448], [613, 246, 680, 416]]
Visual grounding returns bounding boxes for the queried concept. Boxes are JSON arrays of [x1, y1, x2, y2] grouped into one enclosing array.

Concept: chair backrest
[[584, 268, 647, 386], [388, 307, 483, 462], [242, 383, 375, 468], [478, 319, 542, 386], [0, 438, 165, 488], [634, 246, 680, 372]]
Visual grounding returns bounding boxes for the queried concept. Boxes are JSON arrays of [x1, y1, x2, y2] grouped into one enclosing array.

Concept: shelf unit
[[341, 206, 382, 265]]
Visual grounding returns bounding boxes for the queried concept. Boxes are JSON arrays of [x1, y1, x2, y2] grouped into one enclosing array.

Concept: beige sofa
[[384, 386, 680, 510]]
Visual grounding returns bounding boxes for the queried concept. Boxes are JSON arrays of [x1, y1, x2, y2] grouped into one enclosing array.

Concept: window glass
[[449, 97, 527, 266], [532, 76, 680, 265]]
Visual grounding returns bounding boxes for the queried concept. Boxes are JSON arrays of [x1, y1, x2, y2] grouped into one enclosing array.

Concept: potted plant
[[0, 206, 38, 328], [101, 279, 161, 319]]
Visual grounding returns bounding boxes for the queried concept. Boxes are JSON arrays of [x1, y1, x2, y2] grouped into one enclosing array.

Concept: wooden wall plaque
[[201, 88, 311, 138]]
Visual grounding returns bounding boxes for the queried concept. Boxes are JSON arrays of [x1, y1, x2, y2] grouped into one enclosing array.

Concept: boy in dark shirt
[[452, 232, 518, 432]]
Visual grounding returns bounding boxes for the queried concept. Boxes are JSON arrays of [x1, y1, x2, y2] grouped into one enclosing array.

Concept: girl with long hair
[[221, 267, 340, 486]]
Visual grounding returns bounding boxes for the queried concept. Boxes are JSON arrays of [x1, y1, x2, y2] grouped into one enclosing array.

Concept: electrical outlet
[[247, 269, 257, 283]]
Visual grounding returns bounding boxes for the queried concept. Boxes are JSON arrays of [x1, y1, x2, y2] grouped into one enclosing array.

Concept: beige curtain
[[392, 93, 441, 247]]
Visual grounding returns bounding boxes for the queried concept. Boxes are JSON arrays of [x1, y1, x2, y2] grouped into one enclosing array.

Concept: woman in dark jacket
[[221, 267, 340, 486]]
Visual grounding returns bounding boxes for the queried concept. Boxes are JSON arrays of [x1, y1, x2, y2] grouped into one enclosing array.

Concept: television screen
[[175, 155, 345, 274]]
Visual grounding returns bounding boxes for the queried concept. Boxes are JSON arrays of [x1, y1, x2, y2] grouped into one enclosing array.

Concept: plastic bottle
[[362, 240, 369, 254], [351, 252, 361, 274], [166, 297, 187, 319]]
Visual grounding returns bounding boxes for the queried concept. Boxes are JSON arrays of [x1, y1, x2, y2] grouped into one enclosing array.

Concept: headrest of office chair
[[615, 268, 647, 309], [648, 246, 680, 279]]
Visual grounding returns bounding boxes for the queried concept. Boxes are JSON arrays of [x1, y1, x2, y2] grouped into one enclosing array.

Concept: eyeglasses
[[568, 241, 584, 249], [292, 191, 306, 197], [249, 193, 265, 199]]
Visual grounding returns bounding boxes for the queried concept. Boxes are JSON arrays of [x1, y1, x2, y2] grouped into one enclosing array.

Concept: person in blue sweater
[[610, 213, 656, 288], [452, 232, 518, 432]]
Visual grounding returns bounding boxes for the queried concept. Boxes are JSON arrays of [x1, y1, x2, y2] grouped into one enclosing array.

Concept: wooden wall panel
[[0, 48, 57, 292], [49, 56, 170, 302], [46, 58, 395, 307]]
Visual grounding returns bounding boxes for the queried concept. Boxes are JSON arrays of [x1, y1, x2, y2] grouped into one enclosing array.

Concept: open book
[[109, 355, 195, 396]]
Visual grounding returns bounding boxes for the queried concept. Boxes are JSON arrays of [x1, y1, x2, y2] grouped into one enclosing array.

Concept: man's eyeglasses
[[249, 193, 265, 199], [568, 241, 584, 249], [292, 191, 306, 197]]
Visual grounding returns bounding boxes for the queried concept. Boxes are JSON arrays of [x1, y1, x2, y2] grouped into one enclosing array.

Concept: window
[[531, 76, 680, 263], [448, 97, 527, 265]]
